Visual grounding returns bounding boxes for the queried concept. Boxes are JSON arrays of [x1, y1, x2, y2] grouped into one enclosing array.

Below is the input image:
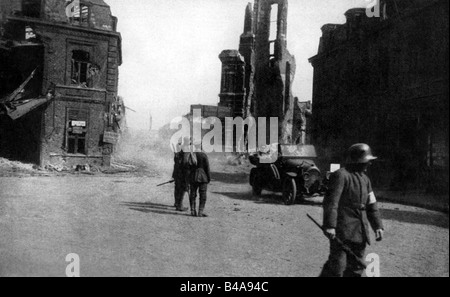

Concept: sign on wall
[[71, 121, 86, 127], [103, 131, 119, 145]]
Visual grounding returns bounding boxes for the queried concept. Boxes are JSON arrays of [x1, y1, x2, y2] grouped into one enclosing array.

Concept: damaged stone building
[[0, 0, 123, 168], [218, 0, 308, 145], [309, 0, 449, 193]]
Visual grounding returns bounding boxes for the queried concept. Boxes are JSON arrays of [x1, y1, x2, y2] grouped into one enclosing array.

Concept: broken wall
[[33, 23, 120, 167], [252, 0, 297, 143], [218, 50, 246, 117], [0, 0, 122, 168], [238, 2, 255, 117], [219, 0, 299, 144], [46, 0, 116, 31], [40, 98, 109, 167], [1, 0, 116, 31], [0, 103, 44, 164]]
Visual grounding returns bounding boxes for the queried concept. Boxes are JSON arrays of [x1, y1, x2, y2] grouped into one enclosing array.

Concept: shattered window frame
[[269, 3, 279, 58], [79, 3, 90, 27], [67, 1, 91, 27], [71, 50, 91, 87]]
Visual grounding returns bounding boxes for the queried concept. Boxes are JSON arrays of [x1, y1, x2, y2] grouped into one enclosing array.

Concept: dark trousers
[[320, 240, 366, 277], [174, 182, 187, 208], [189, 182, 208, 211]]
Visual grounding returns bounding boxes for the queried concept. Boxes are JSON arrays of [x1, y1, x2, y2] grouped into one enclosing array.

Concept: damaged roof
[[3, 97, 53, 120], [83, 0, 111, 8]]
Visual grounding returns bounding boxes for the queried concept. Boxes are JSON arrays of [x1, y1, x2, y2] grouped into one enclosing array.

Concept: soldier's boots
[[198, 200, 208, 217], [190, 201, 197, 217], [189, 200, 208, 217], [197, 210, 208, 217]]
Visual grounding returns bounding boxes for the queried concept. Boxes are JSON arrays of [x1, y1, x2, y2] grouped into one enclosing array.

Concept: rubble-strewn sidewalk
[[377, 189, 449, 214], [0, 157, 156, 177], [0, 158, 40, 176]]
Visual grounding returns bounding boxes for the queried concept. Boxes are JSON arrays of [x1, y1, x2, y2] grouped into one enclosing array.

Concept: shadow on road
[[381, 208, 449, 229], [211, 172, 249, 185], [213, 191, 322, 207], [213, 191, 283, 205], [120, 202, 191, 217]]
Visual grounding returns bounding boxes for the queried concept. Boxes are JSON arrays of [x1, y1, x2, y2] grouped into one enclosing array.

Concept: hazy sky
[[106, 0, 369, 130]]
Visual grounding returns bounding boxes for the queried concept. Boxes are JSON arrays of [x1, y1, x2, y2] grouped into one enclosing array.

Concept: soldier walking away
[[320, 144, 384, 277], [172, 140, 188, 212], [188, 146, 211, 218]]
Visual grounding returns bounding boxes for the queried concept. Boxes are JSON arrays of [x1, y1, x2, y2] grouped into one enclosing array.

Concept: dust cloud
[[112, 129, 174, 176]]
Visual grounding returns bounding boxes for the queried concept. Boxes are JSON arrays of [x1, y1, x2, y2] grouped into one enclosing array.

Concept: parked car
[[249, 144, 323, 205]]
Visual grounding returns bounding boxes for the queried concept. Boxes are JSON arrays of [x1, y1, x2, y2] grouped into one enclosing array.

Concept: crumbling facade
[[219, 0, 300, 144], [309, 0, 449, 193], [0, 0, 122, 168], [218, 50, 246, 118]]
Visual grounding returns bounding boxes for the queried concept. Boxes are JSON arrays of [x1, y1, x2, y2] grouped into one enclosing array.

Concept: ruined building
[[219, 0, 301, 144], [309, 0, 449, 193], [0, 0, 123, 167]]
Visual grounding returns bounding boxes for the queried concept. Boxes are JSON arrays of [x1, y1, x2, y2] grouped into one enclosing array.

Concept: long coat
[[172, 151, 188, 187], [323, 167, 383, 245], [189, 152, 211, 184]]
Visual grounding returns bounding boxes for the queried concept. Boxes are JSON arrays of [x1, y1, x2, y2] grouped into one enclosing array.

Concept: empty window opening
[[269, 41, 276, 56], [22, 0, 42, 18], [79, 4, 90, 26], [269, 4, 279, 57], [66, 1, 90, 26], [66, 109, 88, 155], [71, 50, 91, 86], [269, 4, 278, 41]]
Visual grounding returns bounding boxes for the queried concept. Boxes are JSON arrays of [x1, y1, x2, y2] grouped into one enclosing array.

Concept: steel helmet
[[347, 143, 377, 164]]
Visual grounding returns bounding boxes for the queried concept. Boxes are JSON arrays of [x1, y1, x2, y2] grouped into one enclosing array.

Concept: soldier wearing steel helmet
[[320, 144, 384, 277]]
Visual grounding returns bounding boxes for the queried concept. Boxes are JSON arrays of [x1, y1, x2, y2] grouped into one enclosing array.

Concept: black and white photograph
[[0, 0, 448, 281]]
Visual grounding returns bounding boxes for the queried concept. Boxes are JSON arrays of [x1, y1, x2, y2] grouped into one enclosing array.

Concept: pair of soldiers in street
[[172, 139, 211, 217]]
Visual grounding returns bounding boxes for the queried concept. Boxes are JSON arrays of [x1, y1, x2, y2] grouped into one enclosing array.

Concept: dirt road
[[0, 152, 448, 277]]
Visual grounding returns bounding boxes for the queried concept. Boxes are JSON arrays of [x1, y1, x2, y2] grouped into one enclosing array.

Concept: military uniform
[[172, 151, 188, 211], [321, 165, 384, 277], [188, 151, 211, 217]]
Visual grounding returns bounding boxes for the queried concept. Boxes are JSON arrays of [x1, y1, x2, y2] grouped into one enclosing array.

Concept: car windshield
[[280, 145, 317, 158]]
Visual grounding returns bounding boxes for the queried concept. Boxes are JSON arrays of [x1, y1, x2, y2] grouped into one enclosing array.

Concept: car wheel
[[282, 178, 297, 205]]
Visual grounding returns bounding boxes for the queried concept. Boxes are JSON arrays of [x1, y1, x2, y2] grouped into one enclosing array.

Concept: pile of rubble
[[44, 161, 140, 175], [0, 157, 40, 176], [0, 157, 140, 176]]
